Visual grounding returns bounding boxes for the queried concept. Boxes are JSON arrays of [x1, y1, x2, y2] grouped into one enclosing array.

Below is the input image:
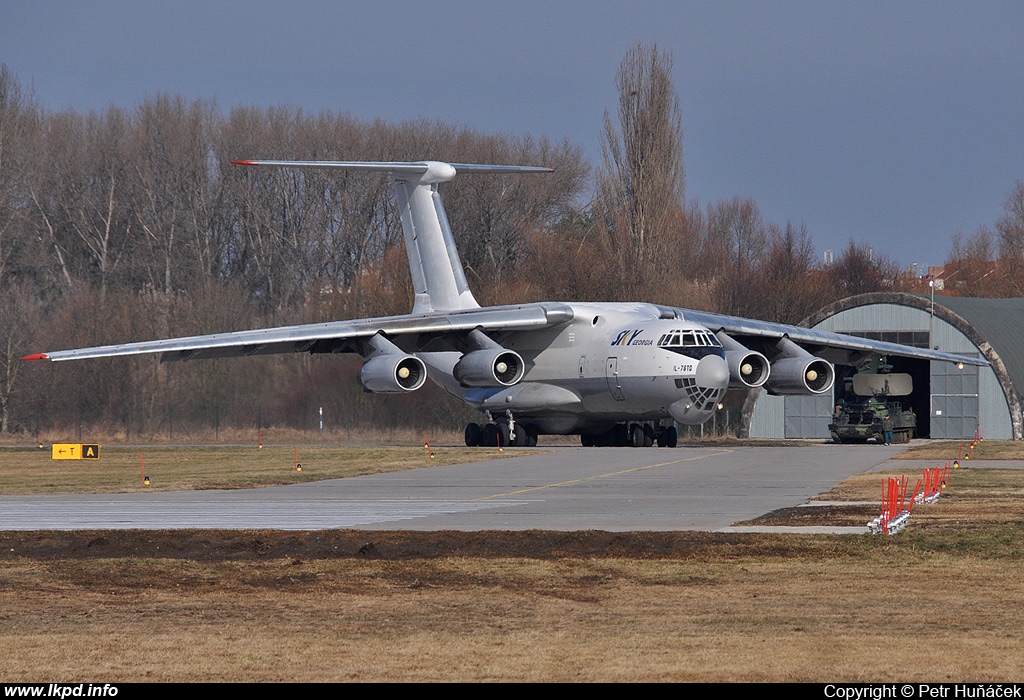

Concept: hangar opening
[[830, 353, 933, 439], [747, 293, 1022, 441]]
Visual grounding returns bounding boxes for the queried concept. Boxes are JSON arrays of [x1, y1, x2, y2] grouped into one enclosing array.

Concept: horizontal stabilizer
[[232, 160, 552, 183]]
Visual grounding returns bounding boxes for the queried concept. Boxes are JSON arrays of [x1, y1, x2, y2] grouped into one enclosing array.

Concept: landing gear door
[[606, 357, 625, 401]]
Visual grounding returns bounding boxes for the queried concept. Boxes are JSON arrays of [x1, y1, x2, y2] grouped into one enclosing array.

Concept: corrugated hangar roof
[[927, 295, 1024, 398]]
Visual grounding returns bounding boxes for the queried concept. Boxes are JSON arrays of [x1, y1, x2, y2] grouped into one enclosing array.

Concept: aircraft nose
[[695, 354, 729, 390]]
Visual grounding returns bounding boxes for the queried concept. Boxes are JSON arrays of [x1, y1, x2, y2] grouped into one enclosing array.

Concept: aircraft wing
[[23, 303, 575, 363], [681, 309, 988, 367]]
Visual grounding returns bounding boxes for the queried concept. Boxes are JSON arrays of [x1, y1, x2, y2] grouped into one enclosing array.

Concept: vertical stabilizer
[[231, 159, 551, 314], [395, 179, 479, 314]]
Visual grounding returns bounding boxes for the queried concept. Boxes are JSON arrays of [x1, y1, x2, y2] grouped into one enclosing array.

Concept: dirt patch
[[739, 504, 878, 527], [0, 529, 794, 562]]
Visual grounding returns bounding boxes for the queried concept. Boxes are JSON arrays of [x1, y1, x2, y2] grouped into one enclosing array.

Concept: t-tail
[[231, 160, 552, 314]]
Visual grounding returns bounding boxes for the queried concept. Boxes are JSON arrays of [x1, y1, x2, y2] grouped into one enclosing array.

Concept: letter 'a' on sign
[[51, 444, 101, 460]]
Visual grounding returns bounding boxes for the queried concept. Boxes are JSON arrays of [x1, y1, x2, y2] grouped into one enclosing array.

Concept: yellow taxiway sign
[[51, 443, 101, 460]]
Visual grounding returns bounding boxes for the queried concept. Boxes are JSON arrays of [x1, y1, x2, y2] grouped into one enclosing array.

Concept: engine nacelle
[[358, 354, 427, 393], [764, 356, 835, 395], [724, 349, 770, 389], [453, 349, 525, 387]]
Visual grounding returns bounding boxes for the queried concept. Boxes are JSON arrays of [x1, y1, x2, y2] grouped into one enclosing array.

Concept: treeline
[[0, 64, 915, 438], [941, 181, 1024, 296]]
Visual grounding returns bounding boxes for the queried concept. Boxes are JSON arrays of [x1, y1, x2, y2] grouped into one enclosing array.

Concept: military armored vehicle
[[829, 372, 917, 444]]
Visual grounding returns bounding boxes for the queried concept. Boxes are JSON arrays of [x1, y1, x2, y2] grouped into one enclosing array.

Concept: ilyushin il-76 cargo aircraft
[[25, 160, 985, 448]]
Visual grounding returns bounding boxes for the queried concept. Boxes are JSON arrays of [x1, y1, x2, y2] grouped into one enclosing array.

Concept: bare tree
[[132, 94, 220, 295], [946, 226, 1003, 296], [442, 133, 588, 299], [996, 181, 1024, 294], [997, 180, 1024, 259], [597, 42, 685, 272], [757, 221, 822, 323], [825, 241, 900, 297], [0, 65, 38, 286], [693, 197, 768, 316]]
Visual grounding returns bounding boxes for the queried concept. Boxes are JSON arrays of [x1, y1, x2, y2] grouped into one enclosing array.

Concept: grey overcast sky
[[2, 1, 1023, 269]]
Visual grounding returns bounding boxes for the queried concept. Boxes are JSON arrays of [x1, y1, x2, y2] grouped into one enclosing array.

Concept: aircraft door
[[606, 357, 625, 401]]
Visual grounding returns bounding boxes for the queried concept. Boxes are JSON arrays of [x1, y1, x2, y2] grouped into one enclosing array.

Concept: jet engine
[[358, 353, 427, 393], [453, 348, 525, 387], [725, 350, 771, 388], [716, 331, 770, 389], [765, 356, 835, 392], [757, 336, 835, 395], [764, 356, 834, 394]]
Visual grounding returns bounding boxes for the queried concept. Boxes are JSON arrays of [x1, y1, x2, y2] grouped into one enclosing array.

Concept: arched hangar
[[748, 292, 1023, 440]]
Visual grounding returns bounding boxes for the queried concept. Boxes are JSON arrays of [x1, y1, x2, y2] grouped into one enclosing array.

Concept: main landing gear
[[464, 415, 678, 449], [464, 412, 538, 448], [580, 422, 677, 448]]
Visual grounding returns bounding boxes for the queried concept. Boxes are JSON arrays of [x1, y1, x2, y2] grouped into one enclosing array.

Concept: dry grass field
[[1, 440, 1022, 681], [0, 443, 514, 494]]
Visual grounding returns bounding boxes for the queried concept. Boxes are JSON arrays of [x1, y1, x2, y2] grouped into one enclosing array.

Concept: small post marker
[[868, 476, 911, 535]]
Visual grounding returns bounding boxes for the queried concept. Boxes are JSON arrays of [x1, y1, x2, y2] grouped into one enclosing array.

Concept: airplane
[[23, 159, 986, 448]]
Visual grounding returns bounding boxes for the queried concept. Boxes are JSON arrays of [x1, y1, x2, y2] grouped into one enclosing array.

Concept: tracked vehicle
[[829, 371, 916, 444]]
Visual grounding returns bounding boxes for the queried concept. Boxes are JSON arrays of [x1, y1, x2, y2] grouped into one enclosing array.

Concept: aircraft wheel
[[612, 423, 629, 447], [658, 426, 678, 448], [629, 423, 645, 448], [482, 423, 499, 447], [643, 424, 655, 447], [511, 426, 528, 447], [581, 433, 595, 447], [497, 422, 511, 448], [465, 423, 482, 447]]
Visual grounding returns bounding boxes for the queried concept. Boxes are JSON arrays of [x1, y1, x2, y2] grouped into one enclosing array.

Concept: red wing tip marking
[[230, 160, 257, 166], [21, 353, 49, 362]]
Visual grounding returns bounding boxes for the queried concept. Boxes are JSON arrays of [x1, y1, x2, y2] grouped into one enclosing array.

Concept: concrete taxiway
[[0, 443, 928, 531]]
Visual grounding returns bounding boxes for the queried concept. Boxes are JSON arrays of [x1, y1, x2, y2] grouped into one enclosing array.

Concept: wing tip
[[231, 160, 257, 166], [21, 353, 49, 362]]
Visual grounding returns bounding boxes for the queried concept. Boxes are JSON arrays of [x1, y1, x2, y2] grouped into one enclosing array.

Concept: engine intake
[[765, 357, 835, 395], [716, 331, 771, 389], [724, 350, 770, 388], [358, 354, 427, 393], [453, 349, 525, 387]]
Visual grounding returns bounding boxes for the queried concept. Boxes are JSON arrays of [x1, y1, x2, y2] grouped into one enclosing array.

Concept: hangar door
[[784, 393, 833, 438], [930, 359, 979, 438]]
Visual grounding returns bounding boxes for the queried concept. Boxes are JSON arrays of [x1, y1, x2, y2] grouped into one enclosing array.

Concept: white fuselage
[[418, 303, 729, 434]]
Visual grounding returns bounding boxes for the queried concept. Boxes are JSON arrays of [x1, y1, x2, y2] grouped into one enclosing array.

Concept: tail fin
[[231, 160, 551, 314]]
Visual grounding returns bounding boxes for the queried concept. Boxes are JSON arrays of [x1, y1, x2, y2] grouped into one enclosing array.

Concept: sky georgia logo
[[611, 329, 653, 346]]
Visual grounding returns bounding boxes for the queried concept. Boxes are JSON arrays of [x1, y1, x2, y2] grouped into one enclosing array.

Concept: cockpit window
[[657, 329, 722, 348]]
